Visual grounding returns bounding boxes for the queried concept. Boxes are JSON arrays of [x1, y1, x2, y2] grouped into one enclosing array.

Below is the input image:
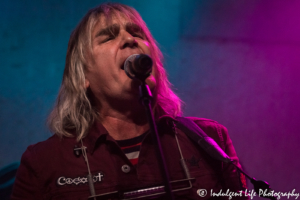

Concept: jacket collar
[[82, 115, 178, 154]]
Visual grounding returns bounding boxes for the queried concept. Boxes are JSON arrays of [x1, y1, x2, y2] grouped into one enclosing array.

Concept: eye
[[132, 34, 140, 38], [131, 32, 144, 39], [101, 35, 115, 43]]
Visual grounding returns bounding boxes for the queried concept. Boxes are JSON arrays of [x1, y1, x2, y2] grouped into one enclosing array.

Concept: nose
[[120, 30, 138, 49]]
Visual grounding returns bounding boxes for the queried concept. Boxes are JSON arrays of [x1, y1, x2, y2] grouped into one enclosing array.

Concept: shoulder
[[25, 134, 63, 154], [21, 134, 77, 167], [185, 117, 228, 133], [17, 134, 78, 184], [184, 117, 229, 144]]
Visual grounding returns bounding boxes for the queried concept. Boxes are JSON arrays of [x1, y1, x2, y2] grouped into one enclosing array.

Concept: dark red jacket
[[11, 117, 247, 199]]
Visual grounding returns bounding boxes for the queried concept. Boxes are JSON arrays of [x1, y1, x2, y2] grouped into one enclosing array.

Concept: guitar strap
[[174, 116, 230, 163], [175, 117, 247, 190]]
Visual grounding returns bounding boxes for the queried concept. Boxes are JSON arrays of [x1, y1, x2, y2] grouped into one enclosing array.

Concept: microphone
[[124, 54, 153, 81]]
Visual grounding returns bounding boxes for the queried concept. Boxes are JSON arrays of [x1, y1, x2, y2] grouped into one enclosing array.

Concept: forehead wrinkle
[[93, 15, 124, 39], [92, 12, 147, 44], [94, 23, 120, 38]]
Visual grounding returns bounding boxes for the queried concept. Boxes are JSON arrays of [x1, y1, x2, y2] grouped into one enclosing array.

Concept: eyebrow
[[125, 23, 142, 32], [94, 22, 144, 38], [95, 24, 120, 38]]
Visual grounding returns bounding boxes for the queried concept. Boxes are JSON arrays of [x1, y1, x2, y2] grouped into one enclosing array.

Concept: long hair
[[48, 3, 182, 140]]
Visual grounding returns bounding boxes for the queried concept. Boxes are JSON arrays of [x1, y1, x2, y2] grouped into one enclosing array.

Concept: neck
[[97, 100, 150, 140]]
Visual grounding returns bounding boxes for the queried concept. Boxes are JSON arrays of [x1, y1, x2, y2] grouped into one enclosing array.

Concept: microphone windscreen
[[124, 54, 152, 80]]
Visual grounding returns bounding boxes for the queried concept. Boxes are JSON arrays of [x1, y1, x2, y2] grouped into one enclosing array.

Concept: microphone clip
[[73, 145, 86, 158]]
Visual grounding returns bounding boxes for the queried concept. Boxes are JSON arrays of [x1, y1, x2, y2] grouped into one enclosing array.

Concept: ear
[[85, 79, 90, 88]]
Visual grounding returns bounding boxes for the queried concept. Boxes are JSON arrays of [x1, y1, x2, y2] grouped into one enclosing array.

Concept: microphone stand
[[139, 82, 174, 200], [230, 162, 277, 200]]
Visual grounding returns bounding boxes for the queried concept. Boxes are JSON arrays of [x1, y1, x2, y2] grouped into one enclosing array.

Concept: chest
[[41, 131, 222, 199]]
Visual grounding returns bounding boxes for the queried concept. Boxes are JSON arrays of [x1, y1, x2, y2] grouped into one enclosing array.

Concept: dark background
[[1, 0, 299, 198]]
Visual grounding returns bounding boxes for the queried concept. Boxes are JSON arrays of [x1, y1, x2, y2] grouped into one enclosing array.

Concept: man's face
[[85, 14, 156, 107]]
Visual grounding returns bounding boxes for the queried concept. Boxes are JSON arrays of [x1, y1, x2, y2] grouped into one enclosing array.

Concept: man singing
[[11, 3, 247, 199]]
